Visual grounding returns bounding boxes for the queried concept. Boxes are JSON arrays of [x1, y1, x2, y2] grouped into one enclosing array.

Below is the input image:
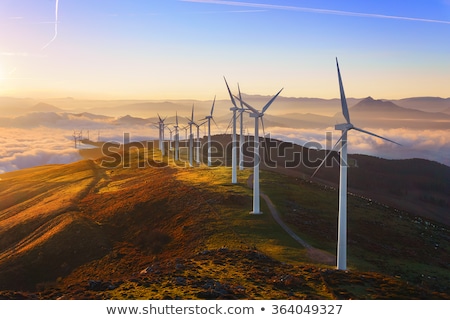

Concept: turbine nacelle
[[335, 123, 353, 131], [249, 112, 263, 118]]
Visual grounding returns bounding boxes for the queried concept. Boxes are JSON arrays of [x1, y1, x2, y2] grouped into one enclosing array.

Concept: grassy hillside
[[0, 145, 448, 299]]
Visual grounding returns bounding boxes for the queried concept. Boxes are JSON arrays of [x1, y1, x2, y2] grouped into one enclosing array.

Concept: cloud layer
[[0, 125, 160, 174], [1, 112, 449, 174], [269, 126, 450, 167]]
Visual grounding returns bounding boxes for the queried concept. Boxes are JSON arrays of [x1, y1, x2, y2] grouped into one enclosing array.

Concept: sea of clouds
[[0, 124, 160, 174], [1, 117, 449, 174], [268, 126, 450, 167]]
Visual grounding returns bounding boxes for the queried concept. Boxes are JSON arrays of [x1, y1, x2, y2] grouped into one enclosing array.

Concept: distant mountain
[[115, 114, 150, 126], [28, 102, 63, 113], [394, 97, 450, 113], [264, 113, 333, 129], [0, 97, 37, 116], [0, 111, 115, 128], [70, 112, 113, 121], [344, 97, 450, 129], [11, 112, 65, 128], [89, 101, 196, 118]]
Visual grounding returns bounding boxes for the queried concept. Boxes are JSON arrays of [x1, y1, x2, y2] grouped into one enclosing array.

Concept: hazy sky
[[1, 0, 450, 100]]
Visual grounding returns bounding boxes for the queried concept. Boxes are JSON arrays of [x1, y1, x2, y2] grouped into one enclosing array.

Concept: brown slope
[[0, 160, 109, 290], [0, 154, 232, 291]]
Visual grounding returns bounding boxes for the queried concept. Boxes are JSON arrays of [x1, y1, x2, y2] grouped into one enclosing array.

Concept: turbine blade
[[176, 111, 179, 126], [225, 116, 233, 134], [336, 58, 351, 124], [157, 113, 162, 122], [311, 132, 345, 178], [224, 76, 237, 107], [191, 104, 194, 121], [211, 95, 216, 116], [237, 83, 244, 110], [261, 87, 284, 114], [353, 127, 402, 146], [212, 117, 219, 130], [234, 94, 259, 114], [261, 117, 266, 138]]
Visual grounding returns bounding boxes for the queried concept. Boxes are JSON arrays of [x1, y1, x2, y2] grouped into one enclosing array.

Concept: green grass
[[175, 166, 310, 264], [257, 169, 450, 293]]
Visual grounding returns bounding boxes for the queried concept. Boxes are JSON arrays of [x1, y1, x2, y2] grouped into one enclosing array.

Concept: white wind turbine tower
[[193, 120, 206, 164], [167, 127, 174, 151], [157, 114, 167, 156], [174, 112, 180, 161], [237, 84, 247, 170], [312, 58, 401, 270], [182, 125, 188, 141], [236, 87, 283, 214], [187, 104, 195, 167], [201, 96, 217, 167], [224, 77, 239, 184], [73, 130, 78, 149]]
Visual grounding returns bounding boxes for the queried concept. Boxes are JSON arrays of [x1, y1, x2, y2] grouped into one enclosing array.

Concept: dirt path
[[247, 174, 335, 265]]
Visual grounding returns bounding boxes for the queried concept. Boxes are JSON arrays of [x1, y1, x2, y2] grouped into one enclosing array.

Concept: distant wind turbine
[[312, 58, 401, 270], [73, 130, 78, 149], [201, 95, 217, 167], [157, 114, 167, 156], [224, 77, 239, 184], [236, 87, 284, 214], [237, 84, 246, 170], [174, 112, 180, 161], [193, 120, 207, 164], [187, 104, 195, 167], [182, 125, 189, 141], [167, 127, 174, 150]]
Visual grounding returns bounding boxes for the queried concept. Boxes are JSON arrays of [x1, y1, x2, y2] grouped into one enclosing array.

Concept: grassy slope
[[0, 147, 448, 299]]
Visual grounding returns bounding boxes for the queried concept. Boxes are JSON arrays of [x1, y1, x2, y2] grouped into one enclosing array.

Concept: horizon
[[1, 93, 450, 104], [1, 1, 449, 100]]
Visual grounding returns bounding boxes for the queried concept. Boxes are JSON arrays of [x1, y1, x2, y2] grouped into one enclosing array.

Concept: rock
[[174, 277, 186, 286], [140, 266, 153, 275]]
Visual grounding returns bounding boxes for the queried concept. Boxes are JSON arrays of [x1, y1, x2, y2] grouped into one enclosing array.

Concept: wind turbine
[[237, 84, 246, 170], [187, 104, 195, 167], [182, 125, 188, 141], [174, 112, 180, 161], [235, 87, 284, 214], [73, 130, 78, 149], [157, 114, 167, 156], [224, 77, 239, 184], [201, 95, 217, 167], [193, 120, 207, 164], [312, 58, 401, 270], [167, 127, 174, 150]]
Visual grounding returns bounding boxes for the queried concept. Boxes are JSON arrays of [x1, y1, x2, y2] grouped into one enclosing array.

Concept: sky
[[0, 0, 449, 100]]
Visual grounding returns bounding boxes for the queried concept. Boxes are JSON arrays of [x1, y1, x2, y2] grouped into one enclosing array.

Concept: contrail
[[41, 0, 59, 50], [181, 0, 450, 25]]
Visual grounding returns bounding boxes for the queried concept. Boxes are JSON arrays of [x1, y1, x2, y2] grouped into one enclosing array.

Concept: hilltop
[[0, 143, 449, 299]]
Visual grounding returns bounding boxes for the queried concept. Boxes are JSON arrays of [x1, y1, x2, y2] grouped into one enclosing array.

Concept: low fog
[[1, 110, 449, 174]]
